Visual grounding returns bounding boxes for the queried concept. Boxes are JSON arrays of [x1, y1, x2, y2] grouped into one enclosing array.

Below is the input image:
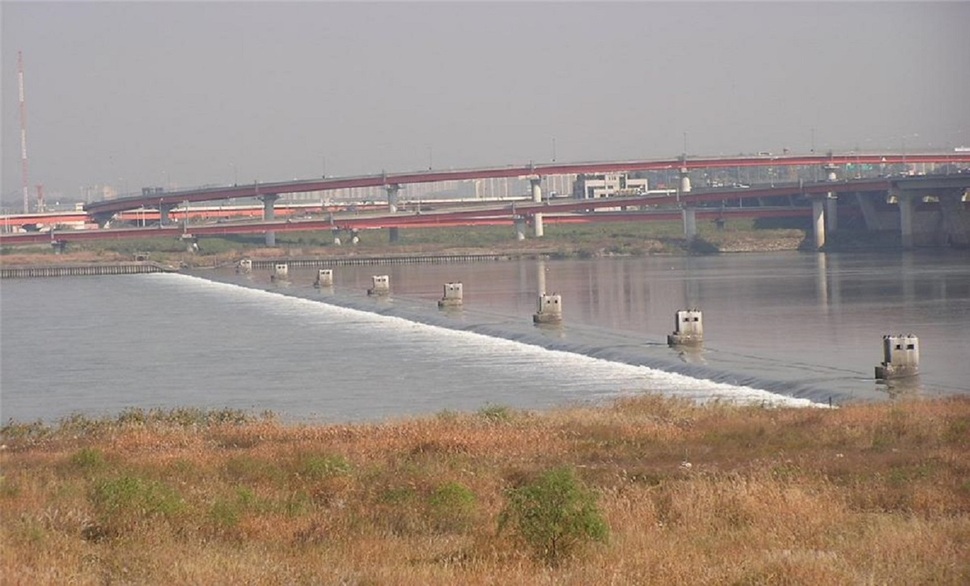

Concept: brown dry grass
[[2, 396, 969, 585]]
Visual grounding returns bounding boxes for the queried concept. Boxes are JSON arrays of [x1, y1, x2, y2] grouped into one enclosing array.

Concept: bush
[[428, 482, 477, 533], [499, 466, 608, 564], [90, 474, 185, 536]]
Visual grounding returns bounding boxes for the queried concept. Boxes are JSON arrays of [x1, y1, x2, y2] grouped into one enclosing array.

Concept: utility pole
[[18, 51, 30, 213]]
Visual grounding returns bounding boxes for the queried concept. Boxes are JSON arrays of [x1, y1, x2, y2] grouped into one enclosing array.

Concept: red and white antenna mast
[[18, 50, 31, 213]]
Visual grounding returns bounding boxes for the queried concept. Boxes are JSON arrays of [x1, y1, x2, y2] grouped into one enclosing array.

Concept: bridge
[[3, 174, 969, 251], [81, 152, 969, 220], [2, 152, 969, 250]]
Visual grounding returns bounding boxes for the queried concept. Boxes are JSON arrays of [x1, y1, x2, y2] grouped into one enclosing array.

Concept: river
[[2, 250, 968, 423]]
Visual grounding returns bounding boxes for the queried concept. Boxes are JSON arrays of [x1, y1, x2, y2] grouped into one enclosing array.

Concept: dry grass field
[[2, 395, 969, 585]]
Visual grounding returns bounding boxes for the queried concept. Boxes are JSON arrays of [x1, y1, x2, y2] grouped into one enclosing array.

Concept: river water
[[2, 251, 968, 424]]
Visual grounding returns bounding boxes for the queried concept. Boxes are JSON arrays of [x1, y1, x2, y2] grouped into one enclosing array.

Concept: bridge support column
[[533, 212, 544, 237], [939, 188, 970, 248], [93, 213, 113, 229], [530, 177, 542, 203], [898, 192, 915, 250], [679, 167, 692, 194], [389, 227, 400, 243], [811, 196, 827, 250], [514, 216, 526, 240], [260, 194, 280, 246], [681, 206, 697, 241], [158, 203, 175, 226], [825, 196, 838, 232], [385, 184, 401, 213]]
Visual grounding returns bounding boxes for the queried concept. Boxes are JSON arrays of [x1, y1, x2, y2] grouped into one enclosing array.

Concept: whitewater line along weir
[[0, 254, 516, 279], [0, 262, 175, 278]]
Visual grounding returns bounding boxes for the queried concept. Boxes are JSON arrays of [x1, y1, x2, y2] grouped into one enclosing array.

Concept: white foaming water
[[159, 273, 822, 411]]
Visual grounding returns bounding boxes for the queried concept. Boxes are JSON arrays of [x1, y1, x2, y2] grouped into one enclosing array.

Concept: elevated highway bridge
[[81, 152, 969, 220], [3, 174, 968, 250]]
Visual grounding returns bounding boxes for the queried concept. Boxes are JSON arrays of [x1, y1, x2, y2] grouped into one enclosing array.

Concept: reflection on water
[[880, 374, 925, 398], [2, 250, 968, 423], [210, 250, 969, 403]]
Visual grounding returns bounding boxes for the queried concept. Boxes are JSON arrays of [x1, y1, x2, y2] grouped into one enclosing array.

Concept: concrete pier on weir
[[667, 309, 704, 346], [875, 334, 919, 380]]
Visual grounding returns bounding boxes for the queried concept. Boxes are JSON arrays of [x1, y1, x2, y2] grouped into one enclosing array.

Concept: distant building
[[573, 173, 649, 199]]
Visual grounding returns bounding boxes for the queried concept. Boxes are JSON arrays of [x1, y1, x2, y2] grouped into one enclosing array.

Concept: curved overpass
[[7, 175, 967, 247], [84, 152, 970, 218]]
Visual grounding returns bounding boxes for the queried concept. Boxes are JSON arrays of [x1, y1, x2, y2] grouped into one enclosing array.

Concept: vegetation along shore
[[2, 396, 969, 584], [0, 218, 886, 270]]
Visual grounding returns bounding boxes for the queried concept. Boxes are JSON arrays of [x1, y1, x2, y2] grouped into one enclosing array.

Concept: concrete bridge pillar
[[811, 196, 827, 250], [385, 184, 401, 213], [514, 215, 526, 240], [158, 203, 175, 226], [533, 212, 544, 237], [681, 206, 697, 241], [260, 194, 280, 246], [825, 196, 838, 232], [938, 188, 970, 248], [530, 177, 543, 203], [679, 167, 692, 194], [92, 212, 113, 229]]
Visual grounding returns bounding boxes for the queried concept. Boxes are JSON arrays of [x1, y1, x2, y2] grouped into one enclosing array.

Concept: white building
[[573, 173, 649, 199]]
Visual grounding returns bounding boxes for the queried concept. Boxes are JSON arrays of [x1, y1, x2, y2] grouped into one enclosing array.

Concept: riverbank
[[1, 219, 811, 270], [2, 396, 968, 584]]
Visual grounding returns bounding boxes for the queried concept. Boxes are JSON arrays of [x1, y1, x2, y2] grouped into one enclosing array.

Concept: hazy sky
[[2, 1, 969, 204]]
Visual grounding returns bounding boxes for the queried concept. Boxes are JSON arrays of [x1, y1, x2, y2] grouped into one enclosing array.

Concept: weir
[[367, 274, 390, 296], [438, 282, 463, 308]]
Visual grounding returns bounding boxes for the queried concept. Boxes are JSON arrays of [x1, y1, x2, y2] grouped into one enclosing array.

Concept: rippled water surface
[[2, 250, 968, 423]]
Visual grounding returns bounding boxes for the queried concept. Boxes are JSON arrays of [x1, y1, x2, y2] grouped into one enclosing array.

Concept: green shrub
[[70, 447, 106, 473], [297, 454, 352, 480], [208, 486, 258, 528], [478, 403, 513, 423], [90, 474, 184, 535], [428, 482, 477, 533], [499, 466, 608, 564]]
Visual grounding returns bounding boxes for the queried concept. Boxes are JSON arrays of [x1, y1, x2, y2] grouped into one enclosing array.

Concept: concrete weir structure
[[437, 282, 463, 308], [875, 334, 920, 380], [236, 258, 253, 273], [367, 275, 390, 296], [271, 262, 289, 282], [667, 309, 704, 346], [533, 293, 563, 324], [314, 269, 333, 288]]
